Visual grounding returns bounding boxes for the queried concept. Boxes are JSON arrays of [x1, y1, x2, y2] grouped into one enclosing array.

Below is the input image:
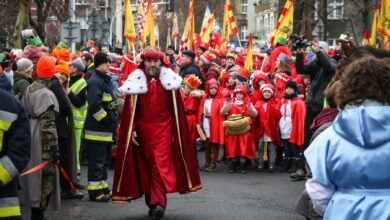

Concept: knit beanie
[[285, 80, 298, 93], [36, 56, 55, 78], [94, 52, 109, 68], [261, 84, 274, 95], [16, 58, 34, 73], [71, 58, 85, 73], [55, 60, 70, 75]]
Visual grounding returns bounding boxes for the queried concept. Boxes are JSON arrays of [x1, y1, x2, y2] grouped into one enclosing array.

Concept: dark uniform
[[0, 89, 31, 219], [84, 69, 117, 202]]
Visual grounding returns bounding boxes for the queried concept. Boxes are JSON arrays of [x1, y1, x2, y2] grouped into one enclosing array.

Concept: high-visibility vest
[[70, 78, 88, 129]]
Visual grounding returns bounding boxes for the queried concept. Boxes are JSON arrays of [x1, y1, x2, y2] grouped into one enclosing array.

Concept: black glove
[[51, 147, 60, 161]]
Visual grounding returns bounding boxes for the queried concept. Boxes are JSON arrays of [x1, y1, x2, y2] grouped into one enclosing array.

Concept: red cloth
[[112, 75, 202, 202], [251, 74, 271, 104], [220, 65, 239, 88], [122, 55, 138, 83], [180, 90, 201, 145], [145, 159, 167, 208], [201, 64, 220, 82], [222, 87, 234, 99], [274, 73, 291, 101], [310, 108, 339, 132], [269, 45, 292, 75], [280, 97, 306, 147], [224, 104, 256, 159], [254, 99, 282, 147]]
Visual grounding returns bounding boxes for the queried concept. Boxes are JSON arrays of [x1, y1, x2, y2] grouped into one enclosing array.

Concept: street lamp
[[317, 22, 323, 41]]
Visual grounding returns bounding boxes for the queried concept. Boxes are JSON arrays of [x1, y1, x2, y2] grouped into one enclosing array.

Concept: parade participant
[[250, 73, 270, 104], [305, 56, 390, 220], [20, 56, 61, 220], [197, 42, 209, 57], [179, 50, 204, 88], [198, 51, 220, 81], [222, 85, 258, 174], [13, 58, 34, 99], [198, 79, 225, 172], [50, 61, 80, 199], [113, 48, 202, 219], [222, 72, 237, 99], [273, 53, 292, 101], [166, 45, 177, 70], [235, 67, 251, 86], [254, 84, 281, 172], [180, 74, 203, 148], [269, 36, 292, 74], [84, 52, 118, 202], [68, 58, 87, 184], [279, 80, 306, 173], [0, 84, 31, 220], [220, 52, 239, 88]]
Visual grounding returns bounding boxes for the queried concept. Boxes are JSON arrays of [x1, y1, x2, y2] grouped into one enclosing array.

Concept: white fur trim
[[159, 66, 183, 90], [119, 69, 148, 95]]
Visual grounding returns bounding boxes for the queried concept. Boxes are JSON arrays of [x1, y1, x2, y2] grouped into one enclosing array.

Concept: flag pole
[[132, 42, 136, 62], [236, 33, 242, 48]]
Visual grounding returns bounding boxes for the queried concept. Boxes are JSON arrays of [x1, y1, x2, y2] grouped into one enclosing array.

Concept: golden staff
[[172, 90, 193, 189], [263, 140, 268, 161], [116, 94, 138, 192]]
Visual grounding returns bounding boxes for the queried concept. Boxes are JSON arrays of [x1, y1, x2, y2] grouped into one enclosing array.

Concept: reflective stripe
[[0, 110, 17, 131], [0, 197, 19, 207], [101, 180, 109, 189], [72, 105, 88, 111], [88, 181, 103, 191], [84, 130, 113, 142], [0, 156, 19, 185], [93, 108, 107, 122], [102, 92, 113, 102], [0, 131, 3, 152], [71, 79, 87, 95], [73, 116, 86, 122], [0, 206, 21, 217]]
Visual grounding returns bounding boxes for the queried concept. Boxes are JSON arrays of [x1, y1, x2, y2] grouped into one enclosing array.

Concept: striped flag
[[171, 12, 179, 43], [362, 28, 370, 46], [137, 0, 146, 48], [124, 0, 136, 45], [200, 10, 216, 44], [179, 0, 195, 53], [245, 33, 253, 71], [379, 0, 390, 50], [371, 1, 380, 47], [270, 0, 294, 46], [200, 6, 212, 35], [143, 0, 155, 48], [221, 0, 238, 49]]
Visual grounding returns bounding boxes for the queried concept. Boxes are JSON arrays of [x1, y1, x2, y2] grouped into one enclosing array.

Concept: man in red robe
[[112, 49, 202, 220]]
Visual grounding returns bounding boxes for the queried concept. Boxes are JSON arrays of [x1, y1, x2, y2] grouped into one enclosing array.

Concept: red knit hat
[[55, 60, 70, 75], [234, 84, 248, 95], [236, 68, 251, 81], [200, 51, 216, 65], [184, 74, 202, 89], [37, 56, 55, 78], [260, 84, 274, 95]]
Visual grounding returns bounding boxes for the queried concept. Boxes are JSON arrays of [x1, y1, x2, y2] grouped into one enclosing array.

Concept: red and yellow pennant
[[200, 10, 216, 44], [143, 0, 155, 48], [245, 33, 253, 71], [221, 0, 238, 49], [124, 0, 136, 46], [171, 12, 179, 43], [362, 28, 371, 46], [137, 0, 146, 47], [270, 0, 294, 46], [179, 0, 195, 52], [371, 2, 380, 47]]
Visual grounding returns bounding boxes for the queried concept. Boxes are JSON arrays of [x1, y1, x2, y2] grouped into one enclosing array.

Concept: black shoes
[[89, 192, 110, 202], [228, 161, 238, 173], [204, 163, 217, 172], [61, 191, 84, 200], [149, 205, 165, 220], [256, 163, 265, 172]]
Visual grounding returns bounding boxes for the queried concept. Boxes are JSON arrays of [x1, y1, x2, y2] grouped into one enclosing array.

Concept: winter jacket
[[179, 61, 205, 89], [13, 73, 33, 99]]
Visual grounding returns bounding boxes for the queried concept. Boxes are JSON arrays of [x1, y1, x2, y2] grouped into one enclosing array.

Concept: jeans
[[282, 139, 300, 158]]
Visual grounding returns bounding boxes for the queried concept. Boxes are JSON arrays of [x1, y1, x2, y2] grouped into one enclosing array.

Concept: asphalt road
[[39, 151, 306, 220]]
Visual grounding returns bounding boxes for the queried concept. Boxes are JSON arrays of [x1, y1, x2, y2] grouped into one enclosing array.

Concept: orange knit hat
[[37, 56, 55, 78], [55, 60, 70, 75]]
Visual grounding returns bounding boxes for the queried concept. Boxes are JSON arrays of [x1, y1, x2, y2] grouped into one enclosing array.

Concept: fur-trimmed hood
[[119, 66, 182, 94]]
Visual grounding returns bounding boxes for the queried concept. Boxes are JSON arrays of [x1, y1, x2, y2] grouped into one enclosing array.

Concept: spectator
[[179, 50, 204, 89], [14, 58, 34, 99]]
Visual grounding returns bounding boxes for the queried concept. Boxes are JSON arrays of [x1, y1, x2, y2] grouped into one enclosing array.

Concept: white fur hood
[[119, 66, 183, 95]]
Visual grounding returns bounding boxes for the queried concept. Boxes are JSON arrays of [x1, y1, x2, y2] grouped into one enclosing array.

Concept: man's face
[[209, 87, 217, 95], [96, 62, 110, 73], [226, 58, 235, 67], [144, 59, 161, 76], [69, 65, 77, 75], [181, 55, 192, 65]]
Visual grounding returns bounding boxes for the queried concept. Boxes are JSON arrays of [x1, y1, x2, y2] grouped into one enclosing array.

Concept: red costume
[[274, 73, 291, 101], [279, 97, 306, 147], [269, 45, 292, 75], [112, 50, 201, 209], [250, 73, 270, 104], [223, 85, 257, 160]]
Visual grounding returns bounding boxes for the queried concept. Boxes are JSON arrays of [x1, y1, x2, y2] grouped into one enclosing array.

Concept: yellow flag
[[124, 0, 136, 44], [143, 0, 155, 48], [245, 33, 253, 71], [200, 11, 215, 44], [379, 0, 390, 50], [179, 0, 195, 51], [371, 2, 380, 47], [221, 0, 238, 49], [270, 0, 294, 46]]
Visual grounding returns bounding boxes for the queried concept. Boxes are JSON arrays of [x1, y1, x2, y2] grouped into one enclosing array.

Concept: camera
[[290, 34, 311, 50]]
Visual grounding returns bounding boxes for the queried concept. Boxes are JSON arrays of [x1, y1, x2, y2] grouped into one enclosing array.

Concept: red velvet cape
[[254, 99, 282, 147], [280, 97, 306, 148]]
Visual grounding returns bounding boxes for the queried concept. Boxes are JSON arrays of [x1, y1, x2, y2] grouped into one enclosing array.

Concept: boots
[[31, 208, 45, 220], [256, 162, 265, 172], [148, 205, 165, 220], [200, 162, 210, 171], [205, 163, 217, 172], [89, 189, 110, 202], [288, 158, 298, 173], [281, 158, 291, 172], [239, 162, 247, 174], [290, 158, 306, 181], [229, 161, 238, 173], [268, 162, 275, 173]]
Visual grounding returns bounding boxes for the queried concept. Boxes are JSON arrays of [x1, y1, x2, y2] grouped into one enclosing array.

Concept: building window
[[240, 25, 248, 41], [327, 0, 343, 19], [98, 0, 108, 8], [241, 0, 248, 14]]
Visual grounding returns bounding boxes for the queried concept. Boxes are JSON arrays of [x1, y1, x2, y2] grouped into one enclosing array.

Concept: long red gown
[[180, 90, 200, 145]]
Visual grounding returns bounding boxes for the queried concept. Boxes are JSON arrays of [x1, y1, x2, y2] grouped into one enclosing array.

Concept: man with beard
[[113, 49, 201, 220]]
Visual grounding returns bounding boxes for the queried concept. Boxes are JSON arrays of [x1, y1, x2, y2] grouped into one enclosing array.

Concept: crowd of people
[[0, 29, 389, 220]]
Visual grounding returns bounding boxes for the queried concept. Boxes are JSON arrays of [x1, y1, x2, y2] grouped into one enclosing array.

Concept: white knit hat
[[16, 58, 33, 73]]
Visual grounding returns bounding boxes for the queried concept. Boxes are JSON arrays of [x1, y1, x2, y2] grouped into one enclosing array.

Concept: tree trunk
[[11, 1, 30, 48]]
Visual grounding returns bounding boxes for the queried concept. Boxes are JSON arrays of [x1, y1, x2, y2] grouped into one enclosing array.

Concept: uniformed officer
[[84, 52, 118, 202], [0, 88, 31, 219]]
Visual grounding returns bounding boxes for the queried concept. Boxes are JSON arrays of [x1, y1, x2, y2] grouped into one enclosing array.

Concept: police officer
[[0, 89, 31, 219], [84, 52, 117, 202]]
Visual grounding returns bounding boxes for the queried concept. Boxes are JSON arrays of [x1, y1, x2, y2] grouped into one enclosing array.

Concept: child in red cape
[[221, 85, 258, 174], [254, 84, 282, 172], [278, 80, 306, 173]]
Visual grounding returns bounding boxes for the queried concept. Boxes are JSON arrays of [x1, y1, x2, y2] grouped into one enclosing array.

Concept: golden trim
[[116, 95, 138, 192]]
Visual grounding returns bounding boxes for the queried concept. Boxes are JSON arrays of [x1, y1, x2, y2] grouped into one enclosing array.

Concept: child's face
[[228, 77, 235, 85], [262, 91, 272, 99], [209, 87, 217, 95], [285, 87, 295, 95], [236, 92, 244, 100], [303, 78, 310, 85]]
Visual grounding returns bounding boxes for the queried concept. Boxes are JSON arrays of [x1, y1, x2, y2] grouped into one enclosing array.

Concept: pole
[[236, 33, 242, 48], [348, 18, 359, 46], [70, 0, 76, 53]]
